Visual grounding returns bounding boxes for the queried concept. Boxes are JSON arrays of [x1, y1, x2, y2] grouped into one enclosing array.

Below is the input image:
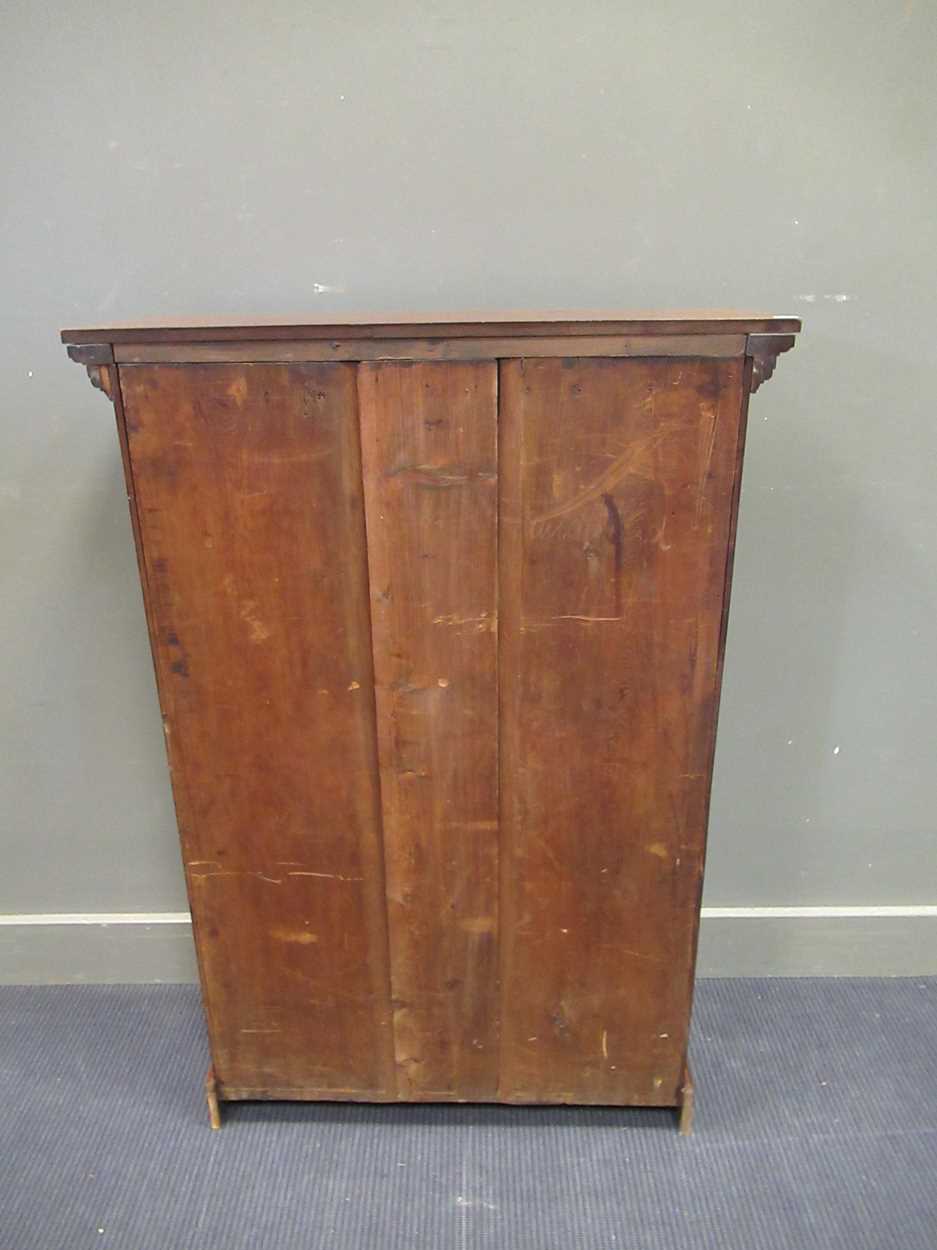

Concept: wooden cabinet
[[62, 312, 799, 1130]]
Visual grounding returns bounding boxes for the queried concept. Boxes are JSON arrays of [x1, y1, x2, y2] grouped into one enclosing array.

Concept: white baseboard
[[1, 907, 936, 982], [701, 905, 937, 919], [0, 912, 193, 926]]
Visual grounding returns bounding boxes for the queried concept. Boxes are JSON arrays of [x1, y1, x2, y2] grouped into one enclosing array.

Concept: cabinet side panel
[[358, 361, 500, 1100], [498, 356, 744, 1105], [120, 362, 395, 1097]]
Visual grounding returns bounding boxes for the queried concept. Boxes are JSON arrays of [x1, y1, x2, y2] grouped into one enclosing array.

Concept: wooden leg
[[205, 1066, 222, 1130], [678, 1062, 694, 1135]]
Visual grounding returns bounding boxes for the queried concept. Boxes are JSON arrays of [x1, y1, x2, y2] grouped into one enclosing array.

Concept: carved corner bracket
[[66, 343, 115, 400], [86, 364, 115, 398], [747, 333, 796, 393]]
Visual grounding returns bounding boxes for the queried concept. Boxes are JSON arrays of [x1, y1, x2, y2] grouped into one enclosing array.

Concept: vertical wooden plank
[[498, 356, 745, 1105], [358, 361, 500, 1100], [120, 362, 395, 1098], [678, 354, 756, 1037]]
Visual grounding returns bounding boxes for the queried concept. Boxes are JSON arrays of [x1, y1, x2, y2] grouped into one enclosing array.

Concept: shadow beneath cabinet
[[223, 1098, 680, 1133]]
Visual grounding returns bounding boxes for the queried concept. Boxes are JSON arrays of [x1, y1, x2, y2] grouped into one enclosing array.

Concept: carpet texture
[[2, 978, 935, 1249]]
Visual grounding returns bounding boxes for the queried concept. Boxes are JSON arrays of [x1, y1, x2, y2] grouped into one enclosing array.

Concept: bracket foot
[[206, 1066, 222, 1130], [678, 1062, 694, 1135]]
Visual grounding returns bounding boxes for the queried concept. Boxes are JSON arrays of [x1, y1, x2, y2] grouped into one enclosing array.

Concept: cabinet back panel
[[117, 352, 747, 1107], [120, 363, 395, 1097], [359, 362, 500, 1099], [498, 357, 745, 1104]]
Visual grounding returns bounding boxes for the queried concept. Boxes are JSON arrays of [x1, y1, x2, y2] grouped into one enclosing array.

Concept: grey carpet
[[2, 978, 935, 1249]]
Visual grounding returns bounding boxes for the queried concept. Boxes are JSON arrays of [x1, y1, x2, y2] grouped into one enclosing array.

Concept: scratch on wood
[[460, 916, 496, 934], [432, 613, 494, 631], [620, 947, 664, 964], [270, 927, 320, 944], [239, 599, 272, 643], [529, 426, 673, 528], [387, 463, 495, 488], [287, 870, 364, 882], [189, 870, 284, 885], [536, 615, 624, 625], [695, 403, 718, 527]]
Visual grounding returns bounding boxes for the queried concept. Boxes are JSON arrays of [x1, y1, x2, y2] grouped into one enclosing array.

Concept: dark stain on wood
[[602, 492, 624, 615]]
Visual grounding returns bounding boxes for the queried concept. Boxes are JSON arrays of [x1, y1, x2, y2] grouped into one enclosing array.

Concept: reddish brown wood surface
[[497, 357, 745, 1105], [119, 362, 395, 1098], [358, 362, 500, 1099]]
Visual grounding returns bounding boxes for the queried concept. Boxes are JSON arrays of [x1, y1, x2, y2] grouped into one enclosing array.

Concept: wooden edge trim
[[746, 333, 797, 392], [213, 1083, 684, 1107], [673, 361, 750, 1090], [216, 1084, 396, 1103], [114, 334, 747, 365], [61, 317, 802, 344]]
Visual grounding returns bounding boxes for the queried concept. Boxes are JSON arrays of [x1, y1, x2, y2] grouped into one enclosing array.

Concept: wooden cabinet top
[[61, 309, 800, 345], [63, 311, 799, 398]]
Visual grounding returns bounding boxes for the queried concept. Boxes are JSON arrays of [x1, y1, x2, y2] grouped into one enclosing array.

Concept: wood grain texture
[[120, 362, 395, 1098], [497, 356, 745, 1106], [358, 362, 500, 1099]]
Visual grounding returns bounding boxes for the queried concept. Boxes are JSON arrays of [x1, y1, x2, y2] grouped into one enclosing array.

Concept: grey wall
[[2, 0, 936, 981]]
